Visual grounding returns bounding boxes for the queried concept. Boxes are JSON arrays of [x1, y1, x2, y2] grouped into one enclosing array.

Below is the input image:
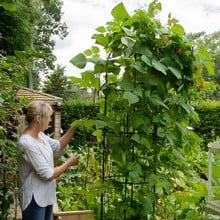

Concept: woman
[[18, 100, 80, 220]]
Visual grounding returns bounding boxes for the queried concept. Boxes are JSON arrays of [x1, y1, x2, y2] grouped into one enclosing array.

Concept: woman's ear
[[35, 115, 42, 123]]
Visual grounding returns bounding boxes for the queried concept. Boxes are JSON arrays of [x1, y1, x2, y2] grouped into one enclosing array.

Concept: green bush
[[193, 100, 220, 150], [61, 99, 98, 151]]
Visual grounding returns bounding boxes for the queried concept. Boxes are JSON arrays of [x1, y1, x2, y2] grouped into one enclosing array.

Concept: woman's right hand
[[67, 154, 80, 167]]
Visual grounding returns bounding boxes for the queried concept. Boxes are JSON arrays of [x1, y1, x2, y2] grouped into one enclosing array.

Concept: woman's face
[[40, 110, 53, 131], [45, 114, 52, 131]]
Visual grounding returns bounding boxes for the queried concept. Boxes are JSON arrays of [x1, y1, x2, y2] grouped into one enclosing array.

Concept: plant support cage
[[206, 141, 220, 214]]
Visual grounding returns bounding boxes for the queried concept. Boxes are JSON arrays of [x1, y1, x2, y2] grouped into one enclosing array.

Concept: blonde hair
[[24, 101, 53, 125]]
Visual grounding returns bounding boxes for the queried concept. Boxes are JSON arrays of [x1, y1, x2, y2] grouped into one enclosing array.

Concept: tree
[[0, 1, 68, 217], [0, 0, 68, 89], [188, 31, 220, 100], [33, 0, 68, 77], [42, 65, 71, 98], [43, 64, 93, 100], [0, 10, 22, 215], [0, 0, 32, 55]]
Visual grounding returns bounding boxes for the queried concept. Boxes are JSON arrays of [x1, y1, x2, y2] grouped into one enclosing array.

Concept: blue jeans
[[22, 196, 53, 220]]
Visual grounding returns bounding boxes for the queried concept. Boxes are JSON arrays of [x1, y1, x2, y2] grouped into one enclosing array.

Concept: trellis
[[97, 69, 152, 220]]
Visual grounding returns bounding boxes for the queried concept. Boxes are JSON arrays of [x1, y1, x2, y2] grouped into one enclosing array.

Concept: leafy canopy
[[68, 1, 213, 219]]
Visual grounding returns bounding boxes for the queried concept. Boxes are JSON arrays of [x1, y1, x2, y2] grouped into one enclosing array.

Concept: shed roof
[[16, 86, 63, 107]]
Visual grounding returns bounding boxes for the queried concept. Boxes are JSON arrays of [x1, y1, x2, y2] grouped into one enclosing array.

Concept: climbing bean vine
[[70, 1, 213, 219]]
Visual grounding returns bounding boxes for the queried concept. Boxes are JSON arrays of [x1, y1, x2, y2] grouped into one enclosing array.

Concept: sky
[[53, 0, 220, 77]]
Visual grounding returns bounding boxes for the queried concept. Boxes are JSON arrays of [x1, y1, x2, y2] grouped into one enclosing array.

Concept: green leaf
[[122, 27, 136, 36], [96, 120, 107, 129], [70, 119, 84, 130], [172, 148, 185, 162], [70, 53, 87, 69], [118, 78, 134, 90], [213, 165, 220, 178], [69, 76, 81, 84], [81, 71, 94, 84], [94, 63, 106, 73], [131, 61, 148, 74], [170, 24, 185, 36], [166, 131, 176, 146], [95, 26, 106, 33], [106, 63, 120, 74], [102, 85, 112, 96], [121, 36, 136, 48], [157, 127, 166, 138], [168, 66, 182, 79], [127, 162, 143, 183], [163, 112, 174, 125], [131, 113, 147, 129], [92, 129, 103, 143], [0, 3, 16, 11], [140, 137, 150, 147], [129, 171, 140, 183], [149, 94, 168, 109], [145, 90, 151, 98], [92, 34, 109, 47], [107, 74, 118, 83], [0, 126, 6, 137], [71, 119, 95, 131], [83, 49, 92, 56], [124, 91, 139, 105], [141, 55, 152, 66], [152, 60, 167, 75], [93, 78, 100, 89], [162, 178, 172, 194], [130, 133, 141, 143], [149, 174, 158, 187], [88, 57, 106, 65], [83, 119, 96, 131], [148, 0, 162, 17], [111, 2, 130, 21], [156, 185, 164, 195], [180, 102, 193, 114], [106, 21, 121, 32], [133, 162, 143, 175], [133, 87, 143, 98], [97, 114, 120, 134], [199, 48, 211, 58], [133, 44, 153, 57], [80, 71, 100, 88], [0, 163, 12, 171], [91, 46, 100, 54], [205, 61, 214, 75], [142, 197, 153, 214]]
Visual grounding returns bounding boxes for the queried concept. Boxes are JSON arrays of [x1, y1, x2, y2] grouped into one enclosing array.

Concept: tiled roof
[[16, 86, 63, 106]]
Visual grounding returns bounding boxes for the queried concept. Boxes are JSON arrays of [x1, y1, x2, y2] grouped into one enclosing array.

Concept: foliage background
[[0, 0, 220, 219], [66, 1, 214, 219]]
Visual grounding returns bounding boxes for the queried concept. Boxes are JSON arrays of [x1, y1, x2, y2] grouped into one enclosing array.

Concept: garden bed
[[53, 202, 93, 220]]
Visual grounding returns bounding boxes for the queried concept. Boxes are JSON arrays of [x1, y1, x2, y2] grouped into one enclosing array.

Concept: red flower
[[199, 81, 204, 89], [177, 47, 182, 54], [163, 35, 169, 43], [194, 65, 199, 71]]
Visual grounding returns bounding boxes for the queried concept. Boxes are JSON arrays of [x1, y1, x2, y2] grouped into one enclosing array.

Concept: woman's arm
[[49, 154, 80, 180], [59, 127, 77, 150]]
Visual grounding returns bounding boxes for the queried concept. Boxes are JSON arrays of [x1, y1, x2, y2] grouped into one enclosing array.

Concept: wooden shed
[[16, 86, 63, 139]]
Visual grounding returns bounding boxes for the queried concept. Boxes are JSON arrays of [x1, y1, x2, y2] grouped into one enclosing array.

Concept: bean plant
[[68, 1, 213, 219]]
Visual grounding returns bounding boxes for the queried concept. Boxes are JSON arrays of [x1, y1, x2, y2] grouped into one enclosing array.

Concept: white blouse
[[18, 132, 61, 211]]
